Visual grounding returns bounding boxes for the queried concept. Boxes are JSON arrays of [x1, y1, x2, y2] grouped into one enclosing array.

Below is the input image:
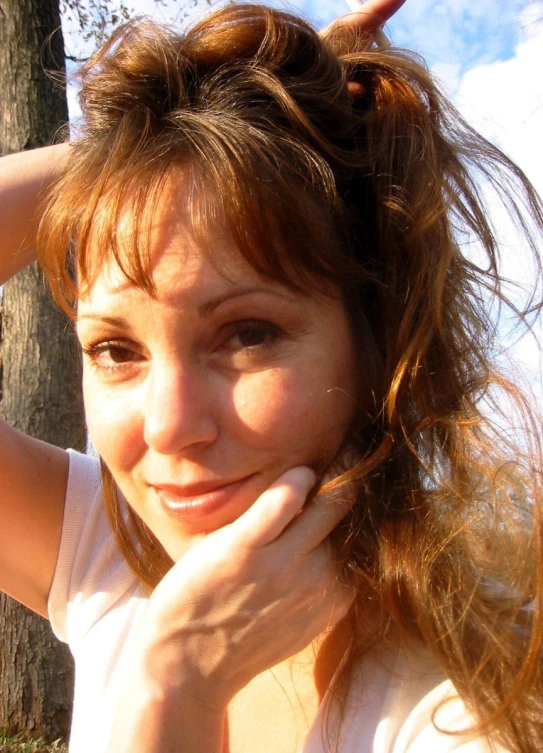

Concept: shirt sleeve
[[325, 645, 511, 753], [47, 449, 138, 646], [392, 681, 511, 752]]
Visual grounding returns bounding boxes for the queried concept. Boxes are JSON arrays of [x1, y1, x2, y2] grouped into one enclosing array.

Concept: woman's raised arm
[[0, 143, 70, 284], [0, 144, 71, 618]]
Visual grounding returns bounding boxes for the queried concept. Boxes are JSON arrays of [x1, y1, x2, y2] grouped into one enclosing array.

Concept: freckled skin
[[77, 188, 360, 562]]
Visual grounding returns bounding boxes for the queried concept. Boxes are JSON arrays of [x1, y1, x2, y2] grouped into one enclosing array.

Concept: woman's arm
[[0, 144, 71, 617], [0, 143, 70, 284], [0, 424, 69, 617]]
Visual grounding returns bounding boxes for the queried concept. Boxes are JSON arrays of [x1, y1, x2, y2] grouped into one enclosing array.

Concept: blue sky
[[62, 0, 543, 393]]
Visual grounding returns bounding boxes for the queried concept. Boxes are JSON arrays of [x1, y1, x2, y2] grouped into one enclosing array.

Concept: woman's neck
[[225, 617, 354, 753]]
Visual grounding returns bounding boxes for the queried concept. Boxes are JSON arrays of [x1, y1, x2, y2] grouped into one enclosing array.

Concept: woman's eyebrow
[[76, 314, 129, 327], [198, 287, 296, 317], [75, 289, 296, 323]]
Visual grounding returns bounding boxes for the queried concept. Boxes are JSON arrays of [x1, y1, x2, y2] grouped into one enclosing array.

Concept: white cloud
[[390, 0, 534, 71], [449, 3, 543, 395], [455, 4, 543, 196], [452, 6, 543, 282]]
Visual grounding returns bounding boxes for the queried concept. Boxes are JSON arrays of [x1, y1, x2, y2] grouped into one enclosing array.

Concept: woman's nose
[[143, 362, 218, 454]]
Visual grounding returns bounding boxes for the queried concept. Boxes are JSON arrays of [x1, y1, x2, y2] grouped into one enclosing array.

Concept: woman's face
[[77, 188, 360, 561]]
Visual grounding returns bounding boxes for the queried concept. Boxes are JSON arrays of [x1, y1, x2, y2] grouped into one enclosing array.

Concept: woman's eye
[[236, 323, 278, 347], [81, 341, 140, 372], [222, 321, 282, 354]]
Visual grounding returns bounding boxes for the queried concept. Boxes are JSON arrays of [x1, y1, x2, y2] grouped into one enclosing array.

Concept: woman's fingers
[[230, 465, 355, 557], [280, 481, 356, 554], [345, 0, 406, 27], [321, 0, 406, 39], [232, 467, 317, 548]]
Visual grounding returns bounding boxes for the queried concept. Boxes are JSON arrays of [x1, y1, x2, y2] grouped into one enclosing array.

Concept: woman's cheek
[[233, 368, 357, 471], [230, 369, 337, 475], [230, 370, 309, 445], [83, 377, 144, 472]]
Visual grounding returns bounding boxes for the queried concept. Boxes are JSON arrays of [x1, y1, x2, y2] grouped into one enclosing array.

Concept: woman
[[1, 1, 542, 751]]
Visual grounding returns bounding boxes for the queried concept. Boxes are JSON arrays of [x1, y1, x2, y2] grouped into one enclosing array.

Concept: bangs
[[39, 116, 360, 315]]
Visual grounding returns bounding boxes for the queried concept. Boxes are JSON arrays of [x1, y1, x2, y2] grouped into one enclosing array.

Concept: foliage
[[60, 0, 211, 53], [61, 0, 132, 47], [0, 731, 67, 753]]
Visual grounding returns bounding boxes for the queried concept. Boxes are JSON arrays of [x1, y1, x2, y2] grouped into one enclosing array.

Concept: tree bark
[[0, 0, 86, 742]]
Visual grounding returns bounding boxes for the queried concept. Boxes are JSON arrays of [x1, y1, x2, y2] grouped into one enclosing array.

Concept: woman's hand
[[108, 468, 354, 753], [322, 0, 406, 40], [142, 467, 353, 704]]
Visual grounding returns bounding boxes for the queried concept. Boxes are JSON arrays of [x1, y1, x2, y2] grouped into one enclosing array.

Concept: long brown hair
[[38, 5, 543, 750]]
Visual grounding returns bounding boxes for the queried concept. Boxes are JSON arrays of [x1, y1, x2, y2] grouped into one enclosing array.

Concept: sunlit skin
[[76, 180, 360, 563]]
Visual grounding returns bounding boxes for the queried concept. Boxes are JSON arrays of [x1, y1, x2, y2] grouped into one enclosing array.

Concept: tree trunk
[[0, 0, 86, 742]]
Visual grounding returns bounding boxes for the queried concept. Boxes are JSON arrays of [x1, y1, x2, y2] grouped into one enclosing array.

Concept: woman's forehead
[[78, 221, 340, 319], [78, 163, 342, 305], [82, 226, 268, 300], [80, 169, 224, 290], [78, 189, 314, 311]]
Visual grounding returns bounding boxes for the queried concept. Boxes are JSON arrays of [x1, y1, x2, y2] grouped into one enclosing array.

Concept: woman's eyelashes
[[80, 319, 285, 376], [217, 320, 282, 355], [81, 340, 142, 373]]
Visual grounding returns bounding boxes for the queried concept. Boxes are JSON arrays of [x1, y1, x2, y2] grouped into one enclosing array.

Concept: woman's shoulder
[[61, 448, 102, 506]]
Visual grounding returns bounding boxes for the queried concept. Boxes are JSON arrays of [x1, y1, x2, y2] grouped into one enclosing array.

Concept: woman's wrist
[[108, 618, 228, 753], [134, 602, 234, 709], [107, 667, 226, 753]]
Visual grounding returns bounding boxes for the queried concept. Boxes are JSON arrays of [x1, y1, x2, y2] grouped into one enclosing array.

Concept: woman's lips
[[151, 475, 256, 522]]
